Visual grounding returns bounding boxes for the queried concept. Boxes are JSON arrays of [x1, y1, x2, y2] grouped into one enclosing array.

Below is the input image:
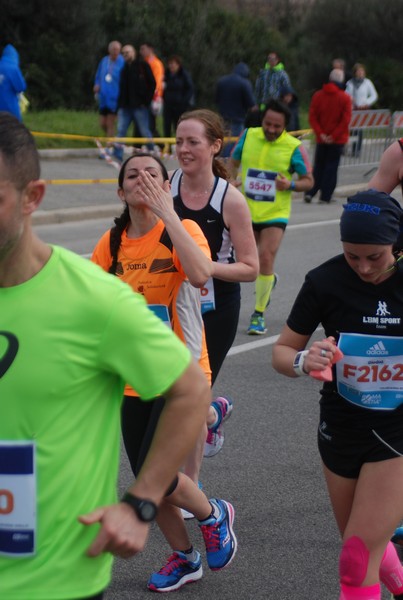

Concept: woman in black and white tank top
[[170, 109, 258, 384]]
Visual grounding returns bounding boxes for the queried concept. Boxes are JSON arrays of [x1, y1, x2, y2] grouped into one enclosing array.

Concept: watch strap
[[293, 350, 309, 376], [121, 492, 158, 522]]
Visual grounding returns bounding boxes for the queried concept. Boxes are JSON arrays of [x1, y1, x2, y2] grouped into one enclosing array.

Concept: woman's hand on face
[[136, 170, 174, 218]]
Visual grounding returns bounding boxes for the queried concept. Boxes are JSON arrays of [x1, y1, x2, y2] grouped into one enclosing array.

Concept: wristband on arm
[[293, 350, 309, 376]]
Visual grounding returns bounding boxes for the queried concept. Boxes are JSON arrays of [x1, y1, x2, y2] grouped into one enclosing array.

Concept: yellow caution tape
[[36, 128, 313, 186], [32, 130, 311, 143], [32, 131, 177, 143], [45, 179, 117, 185]]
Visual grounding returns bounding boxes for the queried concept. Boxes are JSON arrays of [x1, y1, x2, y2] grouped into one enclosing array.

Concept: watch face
[[140, 501, 157, 521], [122, 493, 157, 522]]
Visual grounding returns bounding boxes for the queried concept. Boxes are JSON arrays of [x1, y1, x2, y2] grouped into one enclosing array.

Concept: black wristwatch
[[121, 492, 158, 522]]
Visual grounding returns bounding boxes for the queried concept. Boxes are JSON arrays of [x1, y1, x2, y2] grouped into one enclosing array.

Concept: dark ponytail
[[108, 205, 130, 275]]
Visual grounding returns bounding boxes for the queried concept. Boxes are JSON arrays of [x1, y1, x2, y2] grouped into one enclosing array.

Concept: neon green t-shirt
[[0, 245, 191, 599]]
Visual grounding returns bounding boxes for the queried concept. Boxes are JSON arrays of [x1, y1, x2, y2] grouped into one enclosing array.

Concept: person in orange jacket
[[140, 42, 165, 138]]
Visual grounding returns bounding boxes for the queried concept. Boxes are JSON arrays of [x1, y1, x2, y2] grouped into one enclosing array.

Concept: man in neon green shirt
[[229, 99, 313, 335], [0, 113, 212, 599]]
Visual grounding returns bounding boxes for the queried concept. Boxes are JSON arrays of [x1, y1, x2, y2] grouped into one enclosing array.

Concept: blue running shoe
[[247, 312, 267, 335], [199, 498, 237, 571], [212, 396, 233, 426], [204, 396, 234, 458], [147, 551, 203, 592]]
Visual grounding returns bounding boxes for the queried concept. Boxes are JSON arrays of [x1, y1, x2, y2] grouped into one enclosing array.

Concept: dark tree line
[[0, 0, 402, 111], [294, 0, 403, 109]]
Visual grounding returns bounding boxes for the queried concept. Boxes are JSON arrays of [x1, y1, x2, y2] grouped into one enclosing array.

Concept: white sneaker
[[204, 428, 225, 458]]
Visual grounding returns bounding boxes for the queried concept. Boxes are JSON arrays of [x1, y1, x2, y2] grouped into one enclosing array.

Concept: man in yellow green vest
[[229, 99, 314, 335]]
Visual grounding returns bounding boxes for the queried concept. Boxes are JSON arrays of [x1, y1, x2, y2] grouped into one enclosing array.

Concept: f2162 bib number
[[343, 363, 403, 382]]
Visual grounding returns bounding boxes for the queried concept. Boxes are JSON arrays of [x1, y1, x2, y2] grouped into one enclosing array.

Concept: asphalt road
[[33, 156, 396, 600]]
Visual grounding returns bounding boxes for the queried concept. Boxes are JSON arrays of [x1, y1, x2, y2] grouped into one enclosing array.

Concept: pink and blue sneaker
[[204, 396, 234, 458], [198, 498, 237, 571], [147, 550, 202, 592]]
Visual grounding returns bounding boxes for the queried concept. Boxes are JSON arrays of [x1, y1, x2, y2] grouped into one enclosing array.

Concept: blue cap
[[340, 190, 403, 245]]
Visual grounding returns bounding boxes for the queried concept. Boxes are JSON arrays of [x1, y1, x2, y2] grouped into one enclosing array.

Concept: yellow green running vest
[[240, 127, 301, 224]]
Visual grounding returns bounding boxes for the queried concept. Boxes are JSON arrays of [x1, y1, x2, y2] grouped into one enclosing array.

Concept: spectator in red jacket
[[304, 69, 352, 204]]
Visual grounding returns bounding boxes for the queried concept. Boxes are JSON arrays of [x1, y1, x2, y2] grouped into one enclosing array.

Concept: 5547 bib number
[[244, 169, 277, 202]]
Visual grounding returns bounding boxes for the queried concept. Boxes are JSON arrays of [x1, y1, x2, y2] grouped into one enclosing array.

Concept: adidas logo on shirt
[[366, 341, 388, 356]]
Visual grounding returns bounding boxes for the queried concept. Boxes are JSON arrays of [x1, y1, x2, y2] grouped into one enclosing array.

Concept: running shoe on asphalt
[[247, 274, 278, 334], [204, 396, 234, 458], [147, 551, 202, 592], [198, 498, 237, 571], [204, 427, 224, 457], [247, 312, 267, 335]]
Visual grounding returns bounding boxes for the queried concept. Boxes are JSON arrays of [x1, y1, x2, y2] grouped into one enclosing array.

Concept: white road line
[[228, 334, 280, 355], [287, 219, 339, 230], [229, 326, 324, 356]]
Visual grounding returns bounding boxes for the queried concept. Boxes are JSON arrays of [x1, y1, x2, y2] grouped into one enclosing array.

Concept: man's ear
[[22, 179, 46, 215]]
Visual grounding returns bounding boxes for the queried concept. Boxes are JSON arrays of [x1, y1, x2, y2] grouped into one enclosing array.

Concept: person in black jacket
[[215, 62, 255, 157], [163, 55, 194, 138], [114, 45, 156, 161]]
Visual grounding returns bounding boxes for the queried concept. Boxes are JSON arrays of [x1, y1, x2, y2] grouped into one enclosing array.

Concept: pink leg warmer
[[339, 536, 370, 586], [379, 541, 403, 595], [340, 583, 381, 599]]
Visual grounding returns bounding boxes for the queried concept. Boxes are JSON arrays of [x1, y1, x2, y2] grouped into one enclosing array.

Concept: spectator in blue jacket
[[0, 44, 26, 121], [93, 41, 125, 139], [215, 62, 255, 157]]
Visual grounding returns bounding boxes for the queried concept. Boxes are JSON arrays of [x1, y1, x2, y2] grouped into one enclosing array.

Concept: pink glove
[[310, 347, 343, 381]]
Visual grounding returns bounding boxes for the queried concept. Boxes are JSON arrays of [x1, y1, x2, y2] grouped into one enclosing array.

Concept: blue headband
[[340, 190, 403, 245]]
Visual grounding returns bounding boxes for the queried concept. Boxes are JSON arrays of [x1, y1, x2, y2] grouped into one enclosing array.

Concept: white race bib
[[0, 441, 36, 557], [200, 277, 216, 314], [244, 169, 277, 202], [336, 333, 403, 410]]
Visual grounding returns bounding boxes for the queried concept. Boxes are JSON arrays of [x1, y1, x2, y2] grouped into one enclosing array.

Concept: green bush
[[24, 110, 103, 149]]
